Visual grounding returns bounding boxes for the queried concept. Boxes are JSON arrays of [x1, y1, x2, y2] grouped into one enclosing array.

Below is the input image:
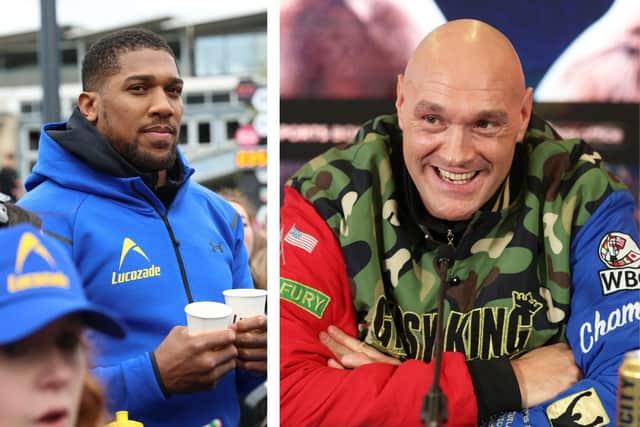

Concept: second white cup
[[222, 288, 267, 320], [184, 301, 233, 333]]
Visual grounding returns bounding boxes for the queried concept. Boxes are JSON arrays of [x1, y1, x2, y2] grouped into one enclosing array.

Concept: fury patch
[[280, 277, 330, 318], [598, 232, 640, 295]]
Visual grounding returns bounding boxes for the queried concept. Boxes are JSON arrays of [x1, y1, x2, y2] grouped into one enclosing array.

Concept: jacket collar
[[47, 108, 187, 192]]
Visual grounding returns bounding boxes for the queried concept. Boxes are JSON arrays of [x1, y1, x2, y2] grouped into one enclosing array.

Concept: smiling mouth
[[435, 167, 478, 185]]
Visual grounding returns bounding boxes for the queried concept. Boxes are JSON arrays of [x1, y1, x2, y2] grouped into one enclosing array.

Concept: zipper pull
[[436, 229, 455, 271], [446, 229, 454, 247]]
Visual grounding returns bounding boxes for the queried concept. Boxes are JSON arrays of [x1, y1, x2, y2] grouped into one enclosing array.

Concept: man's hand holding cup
[[224, 289, 268, 375], [153, 301, 237, 394]]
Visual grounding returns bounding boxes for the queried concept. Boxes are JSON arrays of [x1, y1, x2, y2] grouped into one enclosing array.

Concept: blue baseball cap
[[0, 223, 125, 344]]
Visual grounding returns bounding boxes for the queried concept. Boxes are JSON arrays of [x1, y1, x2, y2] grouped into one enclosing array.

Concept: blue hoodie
[[19, 110, 262, 427]]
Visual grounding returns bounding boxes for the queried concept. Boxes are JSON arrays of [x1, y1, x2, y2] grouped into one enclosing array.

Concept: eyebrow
[[414, 100, 508, 123], [474, 110, 509, 123], [414, 101, 444, 115], [124, 75, 184, 85]]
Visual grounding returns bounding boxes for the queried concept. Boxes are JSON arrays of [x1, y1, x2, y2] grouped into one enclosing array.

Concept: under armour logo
[[210, 242, 224, 253]]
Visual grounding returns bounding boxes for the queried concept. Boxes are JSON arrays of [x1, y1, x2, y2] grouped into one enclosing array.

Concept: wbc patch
[[598, 232, 640, 295]]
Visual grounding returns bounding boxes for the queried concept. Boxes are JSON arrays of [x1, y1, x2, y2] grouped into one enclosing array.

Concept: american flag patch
[[284, 225, 318, 253]]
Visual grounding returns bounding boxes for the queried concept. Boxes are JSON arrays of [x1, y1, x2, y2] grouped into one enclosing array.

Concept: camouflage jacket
[[282, 113, 639, 426]]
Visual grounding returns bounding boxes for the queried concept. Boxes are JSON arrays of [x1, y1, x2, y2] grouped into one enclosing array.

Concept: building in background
[[0, 11, 267, 226]]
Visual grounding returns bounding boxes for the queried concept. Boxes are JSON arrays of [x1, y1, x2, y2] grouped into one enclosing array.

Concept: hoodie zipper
[[138, 188, 194, 304], [424, 228, 457, 285], [159, 213, 193, 303], [446, 229, 454, 248], [423, 229, 456, 252], [445, 229, 457, 284]]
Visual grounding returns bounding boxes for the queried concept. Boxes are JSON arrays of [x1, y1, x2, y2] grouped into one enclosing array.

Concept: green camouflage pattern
[[287, 114, 628, 362]]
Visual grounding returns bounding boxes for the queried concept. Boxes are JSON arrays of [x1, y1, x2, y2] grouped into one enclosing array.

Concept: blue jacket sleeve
[[92, 353, 167, 414], [484, 190, 640, 426]]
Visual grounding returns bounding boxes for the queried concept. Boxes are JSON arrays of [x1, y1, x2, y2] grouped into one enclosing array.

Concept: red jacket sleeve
[[280, 187, 478, 427]]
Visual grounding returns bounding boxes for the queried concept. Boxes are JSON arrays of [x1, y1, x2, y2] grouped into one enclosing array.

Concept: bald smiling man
[[280, 19, 639, 426]]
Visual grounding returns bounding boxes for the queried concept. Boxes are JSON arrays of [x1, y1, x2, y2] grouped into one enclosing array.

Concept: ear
[[395, 74, 405, 130], [77, 92, 99, 123], [516, 87, 533, 142]]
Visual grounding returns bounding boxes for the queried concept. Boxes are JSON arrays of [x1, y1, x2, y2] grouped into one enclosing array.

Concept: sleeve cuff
[[150, 351, 171, 399], [467, 358, 521, 423], [93, 352, 168, 414]]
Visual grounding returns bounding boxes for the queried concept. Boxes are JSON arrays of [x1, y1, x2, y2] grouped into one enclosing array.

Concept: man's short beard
[[124, 139, 178, 172], [100, 106, 178, 173]]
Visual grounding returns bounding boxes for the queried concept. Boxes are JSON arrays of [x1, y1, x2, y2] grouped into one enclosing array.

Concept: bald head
[[395, 19, 534, 222], [404, 19, 526, 100]]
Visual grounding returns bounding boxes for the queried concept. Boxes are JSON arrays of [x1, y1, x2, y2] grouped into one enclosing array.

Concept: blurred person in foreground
[[0, 206, 125, 427], [18, 28, 266, 427], [280, 19, 639, 426]]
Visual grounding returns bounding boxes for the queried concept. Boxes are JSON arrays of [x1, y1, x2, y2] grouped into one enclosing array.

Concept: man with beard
[[280, 19, 638, 426], [19, 28, 266, 427]]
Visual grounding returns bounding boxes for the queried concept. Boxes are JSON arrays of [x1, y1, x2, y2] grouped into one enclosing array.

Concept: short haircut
[[82, 28, 177, 91]]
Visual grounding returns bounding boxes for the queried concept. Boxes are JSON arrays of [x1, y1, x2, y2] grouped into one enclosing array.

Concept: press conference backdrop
[[279, 0, 640, 222]]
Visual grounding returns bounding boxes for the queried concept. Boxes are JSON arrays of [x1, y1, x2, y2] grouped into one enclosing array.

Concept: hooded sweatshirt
[[280, 113, 639, 426], [19, 109, 262, 427]]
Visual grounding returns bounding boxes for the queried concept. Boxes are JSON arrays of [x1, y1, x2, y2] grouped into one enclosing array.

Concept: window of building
[[28, 130, 40, 150], [61, 49, 77, 65], [194, 32, 266, 77], [186, 93, 206, 104], [198, 122, 211, 144], [168, 40, 181, 59], [3, 51, 38, 69], [226, 120, 239, 140], [20, 101, 41, 114], [211, 92, 231, 103], [179, 124, 188, 144]]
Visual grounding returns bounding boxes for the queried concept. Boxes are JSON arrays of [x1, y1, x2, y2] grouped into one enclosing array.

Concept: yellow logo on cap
[[6, 231, 69, 293]]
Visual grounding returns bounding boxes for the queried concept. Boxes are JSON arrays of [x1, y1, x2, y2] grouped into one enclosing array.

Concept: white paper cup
[[222, 289, 267, 320], [184, 301, 233, 333]]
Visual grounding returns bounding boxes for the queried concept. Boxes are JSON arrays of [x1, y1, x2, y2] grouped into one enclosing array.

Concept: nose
[[148, 87, 176, 118], [440, 124, 474, 166], [37, 347, 77, 391]]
